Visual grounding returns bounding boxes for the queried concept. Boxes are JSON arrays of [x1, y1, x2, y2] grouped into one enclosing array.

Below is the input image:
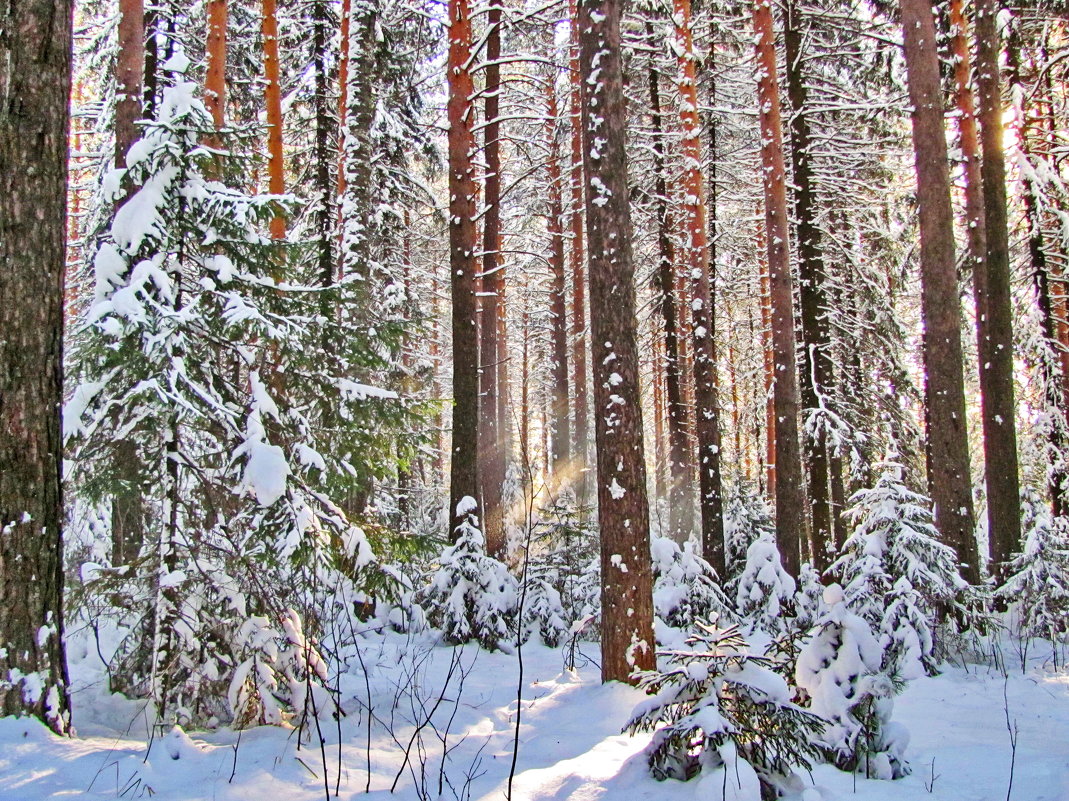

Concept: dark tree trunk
[[974, 0, 1021, 576], [0, 0, 74, 734], [783, 0, 834, 573], [577, 0, 656, 684], [899, 0, 980, 583], [753, 0, 807, 577], [311, 0, 334, 288], [647, 38, 694, 544], [479, 2, 506, 558], [446, 0, 481, 537], [546, 79, 571, 481], [674, 0, 725, 574]]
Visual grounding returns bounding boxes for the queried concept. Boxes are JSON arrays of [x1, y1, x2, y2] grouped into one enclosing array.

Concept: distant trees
[[0, 0, 75, 734]]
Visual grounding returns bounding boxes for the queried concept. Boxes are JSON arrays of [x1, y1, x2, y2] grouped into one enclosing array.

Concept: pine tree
[[0, 0, 75, 735]]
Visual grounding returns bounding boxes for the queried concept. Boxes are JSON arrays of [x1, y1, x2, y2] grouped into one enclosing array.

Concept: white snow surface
[[3, 630, 1069, 800]]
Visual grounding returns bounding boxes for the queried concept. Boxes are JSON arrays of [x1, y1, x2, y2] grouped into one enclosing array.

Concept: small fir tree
[[735, 533, 797, 634]]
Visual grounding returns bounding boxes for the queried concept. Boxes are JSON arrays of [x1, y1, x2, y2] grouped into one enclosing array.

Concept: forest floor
[[2, 627, 1067, 801]]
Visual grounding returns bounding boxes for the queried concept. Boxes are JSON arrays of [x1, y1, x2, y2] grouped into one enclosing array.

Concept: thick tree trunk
[[753, 0, 807, 577], [899, 0, 980, 583], [673, 0, 725, 574], [116, 0, 144, 168], [546, 79, 572, 481], [262, 0, 286, 239], [0, 0, 74, 734], [446, 0, 481, 537], [479, 2, 507, 558], [973, 0, 1021, 576], [577, 0, 656, 684], [569, 0, 590, 496], [647, 42, 694, 543], [783, 0, 834, 573], [205, 0, 227, 129]]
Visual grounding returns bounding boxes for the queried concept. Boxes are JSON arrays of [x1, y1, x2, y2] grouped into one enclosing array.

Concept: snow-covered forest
[[2, 0, 1069, 798]]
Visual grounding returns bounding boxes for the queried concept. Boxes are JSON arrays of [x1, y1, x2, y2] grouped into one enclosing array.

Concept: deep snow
[[1, 630, 1067, 800]]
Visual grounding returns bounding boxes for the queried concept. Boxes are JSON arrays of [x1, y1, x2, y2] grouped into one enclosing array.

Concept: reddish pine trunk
[[0, 0, 74, 735], [577, 0, 656, 684], [263, 0, 286, 239], [974, 0, 1022, 575], [478, 2, 506, 558], [673, 0, 725, 574], [337, 0, 351, 196], [205, 1, 228, 129], [754, 0, 806, 576], [899, 0, 980, 582], [115, 0, 143, 169], [446, 0, 481, 538]]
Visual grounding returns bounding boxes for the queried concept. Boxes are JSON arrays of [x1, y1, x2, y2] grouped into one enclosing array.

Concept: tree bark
[[116, 0, 144, 168], [479, 1, 506, 558], [446, 0, 481, 537], [0, 0, 74, 734], [205, 0, 227, 129], [783, 0, 834, 573], [753, 0, 807, 577], [262, 0, 286, 239], [899, 0, 980, 583], [577, 0, 656, 683], [673, 0, 725, 574], [647, 38, 694, 543], [974, 0, 1022, 575]]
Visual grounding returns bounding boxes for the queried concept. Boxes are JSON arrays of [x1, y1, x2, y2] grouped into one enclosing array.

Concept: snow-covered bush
[[794, 562, 827, 632], [833, 457, 968, 673], [625, 622, 824, 795], [796, 584, 909, 779], [999, 489, 1069, 649], [651, 537, 732, 632], [723, 483, 775, 591], [735, 533, 797, 634], [529, 493, 600, 634], [64, 54, 424, 724], [417, 503, 519, 651], [227, 611, 330, 729], [519, 577, 570, 647]]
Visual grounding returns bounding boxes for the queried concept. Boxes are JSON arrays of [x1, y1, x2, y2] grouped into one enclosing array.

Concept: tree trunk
[[646, 31, 694, 544], [569, 0, 590, 496], [262, 0, 286, 239], [205, 0, 227, 129], [311, 0, 334, 287], [446, 0, 481, 537], [753, 0, 807, 577], [899, 0, 980, 583], [0, 0, 74, 734], [673, 0, 725, 574], [116, 0, 144, 168], [577, 0, 656, 684], [546, 79, 572, 481], [973, 0, 1021, 576], [337, 0, 351, 196], [783, 0, 834, 573], [479, 1, 506, 558]]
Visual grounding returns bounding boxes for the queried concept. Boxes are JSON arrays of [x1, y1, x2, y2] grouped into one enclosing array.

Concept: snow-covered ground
[[2, 631, 1067, 801]]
